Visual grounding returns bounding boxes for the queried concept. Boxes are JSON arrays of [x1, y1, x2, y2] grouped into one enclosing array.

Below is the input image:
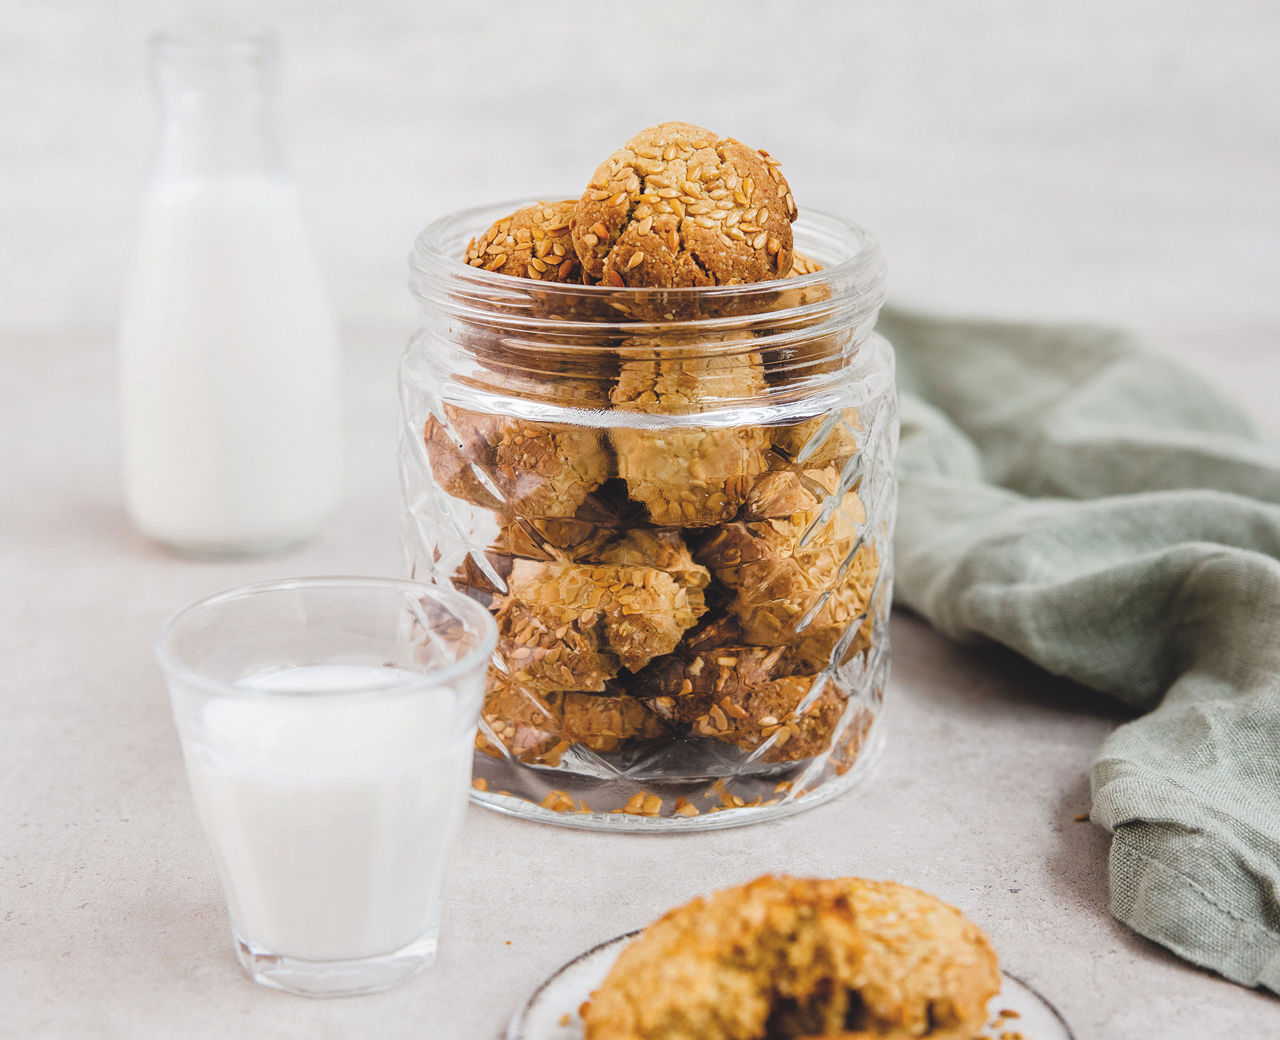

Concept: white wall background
[[4, 0, 1278, 336]]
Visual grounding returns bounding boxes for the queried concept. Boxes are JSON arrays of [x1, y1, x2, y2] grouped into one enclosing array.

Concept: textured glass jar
[[400, 201, 896, 830]]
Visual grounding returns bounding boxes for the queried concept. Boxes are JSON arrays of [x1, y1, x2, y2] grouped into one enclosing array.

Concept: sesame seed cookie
[[476, 681, 668, 764], [771, 407, 861, 470], [464, 199, 583, 282], [491, 516, 616, 564], [551, 688, 669, 754], [582, 875, 999, 1040], [596, 528, 712, 602], [506, 557, 707, 676], [609, 334, 770, 526], [788, 251, 823, 277], [496, 596, 620, 696], [632, 637, 847, 763], [476, 679, 563, 764], [703, 674, 847, 762], [632, 642, 791, 726], [572, 121, 797, 288], [423, 404, 609, 519], [697, 467, 880, 670]]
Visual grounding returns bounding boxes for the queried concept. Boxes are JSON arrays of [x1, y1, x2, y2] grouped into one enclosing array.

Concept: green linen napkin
[[878, 307, 1280, 993]]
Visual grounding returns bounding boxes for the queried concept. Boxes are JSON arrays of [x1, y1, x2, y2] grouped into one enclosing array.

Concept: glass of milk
[[156, 577, 497, 996]]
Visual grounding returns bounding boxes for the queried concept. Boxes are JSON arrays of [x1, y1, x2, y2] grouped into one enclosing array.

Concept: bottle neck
[[150, 29, 284, 180]]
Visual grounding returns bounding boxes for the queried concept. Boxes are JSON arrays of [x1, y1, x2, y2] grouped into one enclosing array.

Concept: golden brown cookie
[[491, 516, 615, 564], [423, 404, 609, 519], [459, 203, 618, 384], [476, 680, 563, 764], [698, 674, 847, 763], [573, 121, 796, 288], [551, 688, 669, 754], [583, 875, 999, 1040], [788, 251, 823, 277], [476, 681, 667, 764], [697, 467, 880, 669], [771, 408, 861, 470], [464, 200, 583, 282], [632, 643, 790, 726], [495, 596, 620, 695], [610, 335, 769, 526], [596, 529, 712, 603], [506, 558, 706, 676], [632, 637, 846, 763]]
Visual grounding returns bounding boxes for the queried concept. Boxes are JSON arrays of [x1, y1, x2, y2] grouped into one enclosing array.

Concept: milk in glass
[[175, 665, 472, 963]]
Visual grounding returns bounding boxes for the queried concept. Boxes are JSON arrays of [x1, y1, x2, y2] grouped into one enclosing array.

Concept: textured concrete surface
[[4, 2, 1280, 1037]]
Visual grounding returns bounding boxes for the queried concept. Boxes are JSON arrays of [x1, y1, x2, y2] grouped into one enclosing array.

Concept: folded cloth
[[879, 307, 1280, 993]]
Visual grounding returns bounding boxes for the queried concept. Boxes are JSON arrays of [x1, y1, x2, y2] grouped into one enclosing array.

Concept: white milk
[[118, 176, 340, 553], [177, 664, 471, 962]]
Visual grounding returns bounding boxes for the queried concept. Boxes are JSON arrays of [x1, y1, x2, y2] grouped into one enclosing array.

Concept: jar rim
[[408, 198, 886, 321]]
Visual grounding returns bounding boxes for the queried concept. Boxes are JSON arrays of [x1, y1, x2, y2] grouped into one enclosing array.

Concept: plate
[[508, 931, 1075, 1040]]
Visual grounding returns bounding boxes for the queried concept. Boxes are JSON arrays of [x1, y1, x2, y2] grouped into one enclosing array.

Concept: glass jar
[[400, 201, 895, 830]]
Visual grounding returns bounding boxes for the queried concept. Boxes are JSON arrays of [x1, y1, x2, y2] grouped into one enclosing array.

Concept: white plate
[[508, 931, 1075, 1040]]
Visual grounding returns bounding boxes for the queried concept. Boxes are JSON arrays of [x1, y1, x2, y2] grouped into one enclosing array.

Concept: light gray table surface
[[4, 321, 1277, 1039], [5, 2, 1280, 1037]]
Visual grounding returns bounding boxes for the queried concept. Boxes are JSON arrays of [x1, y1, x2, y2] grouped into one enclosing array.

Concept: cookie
[[551, 688, 669, 754], [697, 467, 880, 669], [698, 673, 847, 763], [476, 679, 563, 764], [477, 681, 667, 764], [596, 529, 712, 602], [632, 639, 846, 762], [423, 404, 609, 519], [506, 558, 706, 675], [465, 200, 583, 282], [632, 643, 790, 725], [788, 251, 823, 277], [610, 334, 769, 526], [491, 516, 615, 564], [573, 121, 796, 288], [495, 596, 620, 695], [771, 408, 861, 470], [583, 875, 999, 1040]]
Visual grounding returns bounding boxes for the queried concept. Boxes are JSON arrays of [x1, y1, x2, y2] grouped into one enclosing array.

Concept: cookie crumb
[[541, 790, 576, 813]]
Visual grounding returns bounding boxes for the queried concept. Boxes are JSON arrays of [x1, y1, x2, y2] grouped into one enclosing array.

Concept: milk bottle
[[119, 30, 339, 555]]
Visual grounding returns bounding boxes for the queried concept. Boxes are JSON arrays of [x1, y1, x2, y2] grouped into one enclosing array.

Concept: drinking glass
[[156, 577, 497, 996]]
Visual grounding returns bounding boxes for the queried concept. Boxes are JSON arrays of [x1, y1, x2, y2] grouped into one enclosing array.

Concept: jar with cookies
[[400, 122, 896, 829]]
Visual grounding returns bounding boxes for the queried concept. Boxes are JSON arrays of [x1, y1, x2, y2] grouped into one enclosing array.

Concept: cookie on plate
[[583, 875, 999, 1040]]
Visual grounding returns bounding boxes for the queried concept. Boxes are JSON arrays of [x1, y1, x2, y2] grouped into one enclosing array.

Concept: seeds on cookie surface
[[463, 199, 584, 282], [570, 121, 797, 288]]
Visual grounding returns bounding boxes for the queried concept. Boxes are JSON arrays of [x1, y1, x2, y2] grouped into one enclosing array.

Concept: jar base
[[470, 721, 885, 832]]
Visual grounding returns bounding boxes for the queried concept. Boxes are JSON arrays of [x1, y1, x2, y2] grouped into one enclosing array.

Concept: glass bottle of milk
[[119, 29, 340, 556]]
